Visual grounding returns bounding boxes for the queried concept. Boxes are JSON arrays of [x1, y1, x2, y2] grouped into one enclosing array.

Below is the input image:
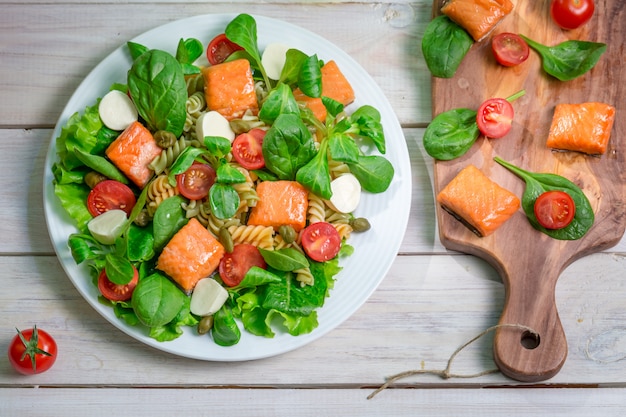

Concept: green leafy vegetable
[[423, 108, 480, 160], [495, 157, 594, 240], [212, 305, 241, 346], [131, 272, 187, 327], [422, 15, 474, 78], [520, 35, 606, 81]]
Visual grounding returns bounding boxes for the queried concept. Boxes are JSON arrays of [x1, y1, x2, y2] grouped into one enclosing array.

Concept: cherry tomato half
[[534, 190, 576, 230], [8, 326, 57, 375], [87, 179, 136, 217], [176, 162, 217, 200], [550, 0, 595, 30], [98, 265, 139, 302], [476, 98, 515, 139], [491, 33, 530, 67], [219, 243, 267, 287], [206, 33, 244, 65], [232, 128, 266, 170], [301, 222, 342, 262]]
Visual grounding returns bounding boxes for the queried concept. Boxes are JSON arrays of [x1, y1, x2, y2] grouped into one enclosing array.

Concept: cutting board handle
[[492, 261, 568, 382]]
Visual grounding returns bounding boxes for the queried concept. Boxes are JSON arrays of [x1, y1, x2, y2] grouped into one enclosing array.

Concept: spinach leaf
[[127, 49, 188, 137], [296, 141, 332, 199], [347, 155, 394, 193], [350, 105, 386, 154], [234, 266, 282, 289], [495, 157, 594, 240], [175, 38, 203, 75], [259, 247, 309, 272], [73, 148, 129, 184], [127, 41, 148, 61], [279, 49, 308, 86], [258, 83, 300, 124], [104, 253, 135, 285], [126, 223, 155, 262], [152, 195, 188, 250], [216, 163, 246, 184], [131, 272, 187, 327], [520, 35, 606, 81], [423, 108, 480, 160], [297, 54, 322, 98], [422, 15, 473, 78], [262, 269, 327, 317], [329, 133, 360, 164], [209, 183, 240, 220], [225, 13, 271, 88], [212, 305, 241, 346], [262, 113, 317, 180]]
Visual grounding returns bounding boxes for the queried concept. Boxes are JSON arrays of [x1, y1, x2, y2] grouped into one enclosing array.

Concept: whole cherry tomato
[[550, 0, 595, 30], [8, 326, 58, 375]]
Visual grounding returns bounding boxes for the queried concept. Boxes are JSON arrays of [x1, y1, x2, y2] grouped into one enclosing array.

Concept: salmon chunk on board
[[157, 218, 225, 293], [105, 121, 162, 189], [202, 58, 259, 120], [546, 102, 616, 155], [441, 0, 514, 41], [247, 180, 309, 232], [293, 60, 355, 122], [436, 164, 520, 237]]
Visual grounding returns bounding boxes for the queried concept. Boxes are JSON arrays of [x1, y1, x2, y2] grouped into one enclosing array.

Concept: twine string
[[367, 323, 539, 399]]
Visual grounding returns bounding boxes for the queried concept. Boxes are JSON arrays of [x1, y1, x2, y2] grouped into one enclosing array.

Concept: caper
[[219, 227, 234, 253], [278, 225, 297, 244], [133, 209, 151, 227], [350, 217, 371, 233], [84, 171, 108, 189], [197, 315, 214, 335], [154, 130, 177, 149]]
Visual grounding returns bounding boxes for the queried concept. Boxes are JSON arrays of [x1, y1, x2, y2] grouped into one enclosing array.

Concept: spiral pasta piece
[[307, 193, 326, 224], [325, 207, 351, 225], [146, 174, 180, 216], [207, 214, 241, 238], [328, 159, 351, 179], [149, 137, 193, 175], [228, 225, 274, 250], [185, 73, 205, 95], [333, 222, 353, 241]]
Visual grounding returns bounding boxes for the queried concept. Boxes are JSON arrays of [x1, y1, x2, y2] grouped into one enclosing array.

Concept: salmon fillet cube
[[293, 60, 355, 122], [105, 121, 162, 189], [248, 180, 309, 232], [546, 102, 616, 155], [157, 218, 225, 293], [437, 165, 520, 237], [441, 0, 514, 41], [202, 58, 259, 120]]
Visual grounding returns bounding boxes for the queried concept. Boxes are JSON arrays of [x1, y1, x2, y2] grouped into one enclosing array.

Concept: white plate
[[43, 14, 412, 361]]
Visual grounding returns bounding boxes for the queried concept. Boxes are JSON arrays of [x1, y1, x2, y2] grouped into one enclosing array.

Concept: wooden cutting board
[[431, 0, 626, 382]]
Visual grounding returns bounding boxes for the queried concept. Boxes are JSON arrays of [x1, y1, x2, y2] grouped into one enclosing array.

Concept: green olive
[[84, 171, 108, 189], [154, 130, 177, 148], [350, 217, 371, 232], [197, 315, 214, 335], [219, 227, 234, 253], [278, 225, 297, 244], [133, 209, 151, 227]]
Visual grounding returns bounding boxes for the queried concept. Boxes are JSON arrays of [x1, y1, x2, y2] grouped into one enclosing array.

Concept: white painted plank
[[0, 3, 431, 128], [1, 253, 625, 387]]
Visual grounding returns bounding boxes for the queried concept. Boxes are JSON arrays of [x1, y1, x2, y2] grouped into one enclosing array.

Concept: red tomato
[[8, 326, 57, 375], [219, 244, 267, 287], [87, 179, 136, 217], [98, 266, 139, 302], [550, 0, 595, 30], [232, 129, 266, 170], [176, 163, 216, 200], [534, 190, 576, 230], [301, 222, 342, 262], [206, 33, 244, 65], [476, 98, 515, 139], [491, 33, 530, 67]]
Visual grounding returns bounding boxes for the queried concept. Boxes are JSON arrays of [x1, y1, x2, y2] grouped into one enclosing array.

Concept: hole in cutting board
[[521, 330, 540, 349]]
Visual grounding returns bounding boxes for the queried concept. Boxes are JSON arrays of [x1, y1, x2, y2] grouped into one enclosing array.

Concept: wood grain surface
[[431, 0, 625, 381]]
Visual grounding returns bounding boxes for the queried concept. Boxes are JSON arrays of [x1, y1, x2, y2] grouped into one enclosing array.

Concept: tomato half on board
[[206, 33, 244, 65], [8, 326, 57, 375], [476, 98, 515, 139], [98, 266, 139, 302], [176, 162, 217, 200], [87, 179, 136, 217], [491, 33, 530, 67], [550, 0, 595, 30], [301, 222, 342, 262], [534, 190, 576, 230], [232, 128, 266, 170], [219, 243, 267, 287]]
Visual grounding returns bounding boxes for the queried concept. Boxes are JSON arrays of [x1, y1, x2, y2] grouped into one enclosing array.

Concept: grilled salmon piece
[[293, 60, 355, 122], [202, 58, 259, 120], [441, 0, 514, 41], [546, 102, 616, 155], [248, 180, 309, 232], [157, 218, 225, 293], [105, 121, 162, 189], [437, 165, 520, 237]]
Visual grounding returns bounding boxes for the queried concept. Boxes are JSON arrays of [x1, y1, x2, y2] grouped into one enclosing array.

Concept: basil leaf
[[422, 15, 473, 78], [126, 223, 155, 262], [520, 35, 606, 81], [423, 108, 480, 160], [209, 183, 240, 219], [495, 157, 594, 240], [235, 266, 283, 289], [152, 195, 188, 250], [259, 247, 309, 272]]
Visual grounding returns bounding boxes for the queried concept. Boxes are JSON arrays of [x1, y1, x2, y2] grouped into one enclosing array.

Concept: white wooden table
[[1, 1, 625, 415]]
